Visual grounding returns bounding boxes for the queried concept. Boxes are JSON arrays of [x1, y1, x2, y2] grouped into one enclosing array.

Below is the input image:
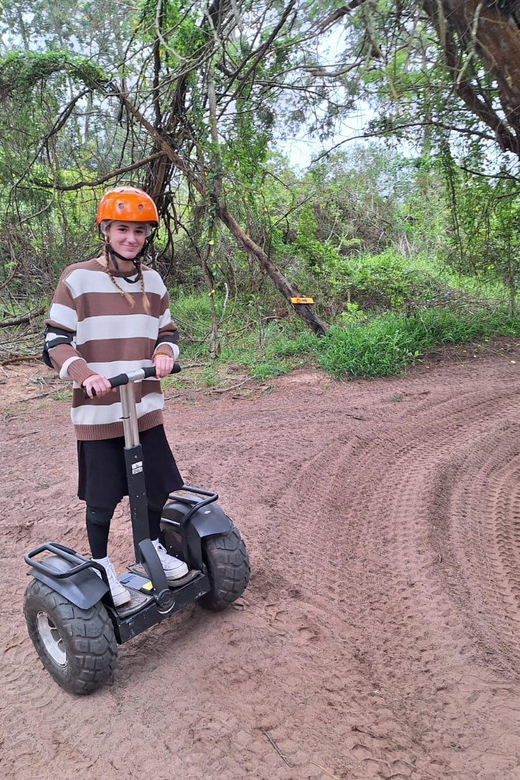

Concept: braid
[[104, 244, 135, 308], [135, 257, 151, 314]]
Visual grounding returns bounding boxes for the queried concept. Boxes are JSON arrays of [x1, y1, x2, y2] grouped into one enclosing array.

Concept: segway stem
[[120, 380, 140, 447], [119, 375, 162, 564]]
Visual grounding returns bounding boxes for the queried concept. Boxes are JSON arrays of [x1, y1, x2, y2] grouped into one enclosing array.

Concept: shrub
[[319, 308, 520, 378], [320, 249, 442, 311]]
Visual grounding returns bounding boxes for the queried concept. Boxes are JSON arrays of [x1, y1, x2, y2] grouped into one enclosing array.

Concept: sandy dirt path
[[2, 348, 520, 780]]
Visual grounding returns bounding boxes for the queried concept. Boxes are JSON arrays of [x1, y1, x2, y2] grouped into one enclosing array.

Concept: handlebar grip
[[85, 363, 181, 396], [108, 372, 131, 389], [108, 363, 181, 386]]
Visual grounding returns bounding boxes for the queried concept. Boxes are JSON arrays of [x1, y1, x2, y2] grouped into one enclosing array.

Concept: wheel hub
[[36, 611, 67, 666]]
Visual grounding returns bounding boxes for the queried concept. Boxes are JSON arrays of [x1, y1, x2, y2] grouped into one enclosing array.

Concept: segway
[[23, 365, 250, 695]]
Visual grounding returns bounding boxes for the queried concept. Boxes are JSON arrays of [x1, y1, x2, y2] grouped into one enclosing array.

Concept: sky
[[278, 103, 377, 170]]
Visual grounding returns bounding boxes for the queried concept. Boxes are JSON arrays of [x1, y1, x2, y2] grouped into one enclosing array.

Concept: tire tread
[[199, 525, 250, 611], [24, 579, 117, 695]]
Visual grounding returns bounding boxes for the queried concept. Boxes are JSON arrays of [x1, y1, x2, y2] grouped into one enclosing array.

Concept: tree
[[3, 0, 520, 326], [1, 1, 331, 337], [314, 0, 520, 162]]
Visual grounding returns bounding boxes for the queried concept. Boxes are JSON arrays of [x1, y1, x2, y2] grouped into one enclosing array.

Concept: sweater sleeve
[[153, 290, 180, 359], [44, 272, 97, 385]]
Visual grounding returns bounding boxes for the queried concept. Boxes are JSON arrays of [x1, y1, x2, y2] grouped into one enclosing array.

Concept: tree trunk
[[439, 0, 520, 153], [201, 245, 220, 358], [218, 206, 328, 336]]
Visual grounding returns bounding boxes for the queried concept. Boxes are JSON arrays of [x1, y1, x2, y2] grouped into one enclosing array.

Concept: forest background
[[2, 0, 520, 384]]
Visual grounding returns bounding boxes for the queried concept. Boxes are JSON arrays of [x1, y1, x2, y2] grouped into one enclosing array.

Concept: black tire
[[198, 525, 250, 611], [24, 578, 118, 695]]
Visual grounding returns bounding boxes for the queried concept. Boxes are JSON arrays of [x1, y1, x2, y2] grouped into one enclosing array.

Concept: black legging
[[86, 504, 163, 559]]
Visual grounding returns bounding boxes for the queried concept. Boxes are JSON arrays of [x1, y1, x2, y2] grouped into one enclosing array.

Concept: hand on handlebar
[[83, 363, 181, 397], [152, 352, 175, 379], [82, 373, 112, 399]]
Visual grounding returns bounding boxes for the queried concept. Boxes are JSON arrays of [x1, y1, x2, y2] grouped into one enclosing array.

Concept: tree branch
[[423, 0, 520, 155], [318, 0, 367, 33], [310, 119, 498, 163], [30, 152, 165, 191], [0, 306, 45, 328], [224, 0, 297, 103]]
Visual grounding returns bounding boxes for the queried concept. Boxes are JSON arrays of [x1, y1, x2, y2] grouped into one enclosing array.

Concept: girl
[[43, 186, 188, 606]]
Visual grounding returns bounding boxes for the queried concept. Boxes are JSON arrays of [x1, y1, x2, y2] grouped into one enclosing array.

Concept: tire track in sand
[[3, 360, 520, 779], [249, 379, 520, 778]]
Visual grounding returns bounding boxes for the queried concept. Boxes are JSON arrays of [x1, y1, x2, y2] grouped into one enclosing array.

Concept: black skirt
[[77, 425, 183, 509]]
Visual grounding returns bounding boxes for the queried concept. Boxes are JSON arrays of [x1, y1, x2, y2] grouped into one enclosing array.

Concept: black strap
[[106, 233, 155, 280], [42, 327, 75, 367], [155, 332, 179, 347]]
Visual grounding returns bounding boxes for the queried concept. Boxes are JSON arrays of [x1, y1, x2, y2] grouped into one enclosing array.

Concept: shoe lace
[[105, 563, 120, 586], [154, 542, 167, 557]]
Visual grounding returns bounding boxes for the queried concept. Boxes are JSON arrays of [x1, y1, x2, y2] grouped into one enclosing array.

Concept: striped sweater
[[45, 257, 179, 441]]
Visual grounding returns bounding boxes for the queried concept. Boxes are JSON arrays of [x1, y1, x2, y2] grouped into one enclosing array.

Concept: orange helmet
[[97, 187, 159, 227]]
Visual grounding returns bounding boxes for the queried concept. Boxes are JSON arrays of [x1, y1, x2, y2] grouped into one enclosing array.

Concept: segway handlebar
[[85, 363, 181, 397], [25, 542, 105, 579], [107, 362, 181, 388]]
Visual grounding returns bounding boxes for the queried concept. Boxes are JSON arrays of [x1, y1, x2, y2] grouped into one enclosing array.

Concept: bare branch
[[318, 0, 368, 33], [223, 0, 297, 102], [310, 119, 498, 163], [30, 152, 165, 191], [0, 306, 45, 328], [307, 62, 362, 78]]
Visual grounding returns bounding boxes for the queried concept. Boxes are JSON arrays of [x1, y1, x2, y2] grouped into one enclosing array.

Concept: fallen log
[[0, 306, 45, 328]]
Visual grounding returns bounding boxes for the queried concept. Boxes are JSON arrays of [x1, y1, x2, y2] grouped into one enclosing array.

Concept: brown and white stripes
[[45, 257, 179, 441]]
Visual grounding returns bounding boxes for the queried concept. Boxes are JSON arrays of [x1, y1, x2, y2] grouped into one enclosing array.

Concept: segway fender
[[161, 500, 233, 569], [28, 555, 108, 610], [190, 503, 233, 538], [162, 499, 232, 538]]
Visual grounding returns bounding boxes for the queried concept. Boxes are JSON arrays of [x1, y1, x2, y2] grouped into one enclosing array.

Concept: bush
[[319, 308, 520, 378], [320, 249, 443, 312], [167, 291, 520, 383]]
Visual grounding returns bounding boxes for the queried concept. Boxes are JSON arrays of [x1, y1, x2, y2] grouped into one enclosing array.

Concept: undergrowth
[[319, 308, 520, 378], [171, 291, 520, 381], [7, 281, 520, 386]]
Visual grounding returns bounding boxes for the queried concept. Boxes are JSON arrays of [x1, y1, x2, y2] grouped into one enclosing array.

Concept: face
[[105, 221, 147, 260]]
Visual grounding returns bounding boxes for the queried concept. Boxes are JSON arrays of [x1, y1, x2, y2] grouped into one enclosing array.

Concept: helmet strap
[[105, 243, 151, 283], [104, 231, 155, 281]]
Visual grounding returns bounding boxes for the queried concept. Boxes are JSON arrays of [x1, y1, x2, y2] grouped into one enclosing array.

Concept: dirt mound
[[2, 348, 520, 779]]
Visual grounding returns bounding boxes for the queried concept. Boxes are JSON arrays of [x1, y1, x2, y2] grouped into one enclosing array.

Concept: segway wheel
[[24, 578, 118, 695], [198, 525, 250, 611]]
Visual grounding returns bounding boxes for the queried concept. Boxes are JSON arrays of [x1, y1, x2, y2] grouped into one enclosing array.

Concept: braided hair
[[134, 255, 151, 314], [103, 242, 151, 314]]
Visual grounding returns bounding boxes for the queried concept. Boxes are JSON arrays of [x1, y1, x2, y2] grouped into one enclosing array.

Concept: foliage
[[2, 0, 520, 367], [319, 308, 520, 378], [439, 143, 520, 307], [0, 51, 108, 97], [169, 288, 520, 382], [313, 248, 441, 311]]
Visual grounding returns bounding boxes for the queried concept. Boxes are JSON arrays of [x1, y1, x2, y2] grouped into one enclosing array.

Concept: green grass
[[319, 308, 520, 378], [168, 289, 520, 384], [51, 389, 72, 401]]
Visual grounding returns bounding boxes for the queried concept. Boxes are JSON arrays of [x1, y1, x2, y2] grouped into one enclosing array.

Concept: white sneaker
[[94, 558, 131, 607], [152, 540, 189, 581]]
